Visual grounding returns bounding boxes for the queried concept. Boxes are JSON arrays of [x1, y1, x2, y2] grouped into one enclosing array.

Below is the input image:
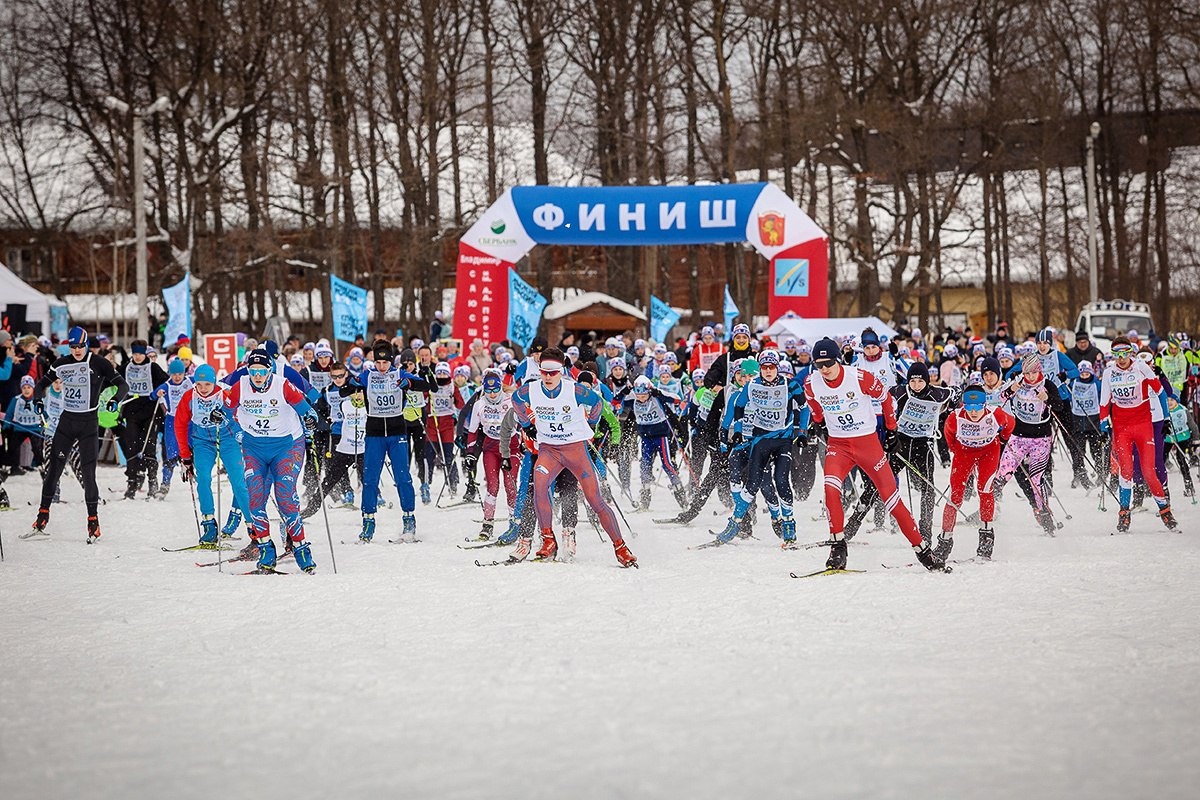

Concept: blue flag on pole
[[508, 270, 547, 350], [723, 284, 739, 332], [330, 274, 368, 342], [649, 295, 681, 342], [162, 273, 191, 345]]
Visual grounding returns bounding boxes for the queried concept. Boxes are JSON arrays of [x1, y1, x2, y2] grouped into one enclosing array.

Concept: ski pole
[[892, 451, 971, 518], [319, 491, 338, 574], [588, 440, 634, 538], [215, 438, 223, 573], [1051, 410, 1120, 505]]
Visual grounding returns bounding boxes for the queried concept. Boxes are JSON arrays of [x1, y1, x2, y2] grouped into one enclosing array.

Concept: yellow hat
[[178, 346, 193, 360]]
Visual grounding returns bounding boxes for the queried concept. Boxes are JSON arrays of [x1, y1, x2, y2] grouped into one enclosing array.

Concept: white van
[[1074, 301, 1154, 353]]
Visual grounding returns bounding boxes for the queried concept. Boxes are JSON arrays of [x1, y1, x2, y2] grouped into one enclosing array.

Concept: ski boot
[[770, 516, 784, 540], [123, 480, 138, 501], [977, 527, 995, 559], [147, 475, 161, 499], [341, 488, 356, 508], [22, 507, 51, 539], [713, 517, 740, 545], [221, 509, 243, 539], [237, 539, 260, 560], [534, 528, 557, 560], [198, 515, 220, 548], [86, 515, 101, 544], [474, 521, 494, 542], [826, 538, 848, 570], [779, 517, 797, 548], [255, 537, 278, 571], [156, 482, 171, 501], [497, 520, 521, 546], [613, 540, 638, 568], [419, 483, 431, 505], [292, 542, 316, 573], [1184, 482, 1196, 499], [671, 483, 689, 510], [359, 513, 376, 543], [1131, 484, 1145, 510], [1159, 505, 1179, 531], [397, 513, 418, 543], [462, 480, 479, 504], [635, 487, 652, 512], [914, 542, 948, 572], [932, 533, 954, 563], [1116, 508, 1131, 533], [507, 534, 533, 563], [0, 486, 9, 511], [561, 527, 577, 562], [299, 495, 321, 519], [1035, 508, 1057, 535]]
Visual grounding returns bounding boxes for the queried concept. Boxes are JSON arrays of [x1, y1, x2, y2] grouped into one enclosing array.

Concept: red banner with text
[[453, 243, 511, 345]]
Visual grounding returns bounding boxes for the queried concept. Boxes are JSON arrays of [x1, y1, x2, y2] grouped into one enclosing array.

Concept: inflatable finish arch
[[453, 183, 828, 343]]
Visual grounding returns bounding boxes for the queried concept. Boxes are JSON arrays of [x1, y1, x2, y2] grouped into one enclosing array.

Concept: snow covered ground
[[1, 458, 1198, 800]]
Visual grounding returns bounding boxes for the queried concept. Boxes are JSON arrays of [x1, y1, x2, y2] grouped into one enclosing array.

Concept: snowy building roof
[[543, 291, 647, 322]]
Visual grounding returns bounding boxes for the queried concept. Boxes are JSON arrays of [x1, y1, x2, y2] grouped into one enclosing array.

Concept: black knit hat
[[812, 338, 840, 363]]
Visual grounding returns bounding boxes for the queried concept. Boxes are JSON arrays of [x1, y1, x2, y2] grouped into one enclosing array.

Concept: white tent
[[764, 311, 899, 343], [0, 261, 68, 338]]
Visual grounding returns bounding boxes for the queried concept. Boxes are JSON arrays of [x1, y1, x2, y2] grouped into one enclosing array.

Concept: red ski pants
[[823, 433, 922, 546], [942, 443, 1000, 531]]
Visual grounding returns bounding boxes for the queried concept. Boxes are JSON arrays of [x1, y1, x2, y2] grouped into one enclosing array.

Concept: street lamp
[[1085, 121, 1101, 304], [106, 95, 170, 342]]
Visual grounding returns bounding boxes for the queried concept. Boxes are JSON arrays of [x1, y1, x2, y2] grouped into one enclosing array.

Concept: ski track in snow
[[1, 463, 1199, 800]]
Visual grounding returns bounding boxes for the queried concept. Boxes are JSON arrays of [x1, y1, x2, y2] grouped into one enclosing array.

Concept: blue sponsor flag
[[649, 295, 681, 343], [162, 273, 191, 345], [723, 284, 739, 332], [507, 269, 547, 350], [330, 274, 368, 342]]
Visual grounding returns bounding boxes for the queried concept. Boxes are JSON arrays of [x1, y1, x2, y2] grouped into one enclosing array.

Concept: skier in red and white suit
[[803, 338, 946, 572], [936, 384, 1015, 562], [463, 368, 518, 540], [1100, 336, 1178, 532]]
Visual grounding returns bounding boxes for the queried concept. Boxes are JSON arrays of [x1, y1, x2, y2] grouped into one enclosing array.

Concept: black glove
[[883, 429, 899, 454], [728, 430, 743, 448], [941, 457, 952, 469], [1057, 371, 1068, 383], [181, 457, 194, 482], [794, 429, 808, 448], [303, 415, 317, 432], [208, 407, 226, 425], [105, 398, 119, 413], [455, 433, 467, 453], [809, 420, 827, 440], [500, 457, 513, 472], [33, 400, 45, 417], [463, 453, 478, 473]]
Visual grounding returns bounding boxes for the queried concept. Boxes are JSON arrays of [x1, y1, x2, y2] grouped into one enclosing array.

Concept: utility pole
[[1085, 121, 1101, 303]]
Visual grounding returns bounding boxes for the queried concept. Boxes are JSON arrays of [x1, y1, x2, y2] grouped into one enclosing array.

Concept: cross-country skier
[[1100, 337, 1177, 532], [217, 349, 318, 572], [3, 376, 44, 470], [349, 342, 431, 543], [510, 347, 636, 566], [25, 326, 129, 543], [803, 338, 946, 571], [118, 340, 168, 498], [174, 364, 253, 547], [707, 350, 806, 547], [462, 368, 517, 540], [302, 370, 367, 519], [936, 384, 1015, 561], [613, 375, 688, 512], [991, 354, 1069, 536], [151, 358, 193, 499]]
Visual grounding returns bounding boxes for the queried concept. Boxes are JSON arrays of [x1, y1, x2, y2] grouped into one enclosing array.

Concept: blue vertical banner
[[507, 269, 547, 350], [723, 284, 739, 332], [649, 295, 681, 342], [162, 273, 191, 345], [49, 304, 69, 340], [330, 274, 368, 342]]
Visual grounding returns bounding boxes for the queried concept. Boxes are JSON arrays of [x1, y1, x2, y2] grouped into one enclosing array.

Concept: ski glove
[[208, 408, 226, 425], [180, 457, 194, 482], [105, 398, 120, 413], [303, 415, 318, 432], [883, 429, 899, 454], [500, 457, 513, 472], [1099, 419, 1111, 434]]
